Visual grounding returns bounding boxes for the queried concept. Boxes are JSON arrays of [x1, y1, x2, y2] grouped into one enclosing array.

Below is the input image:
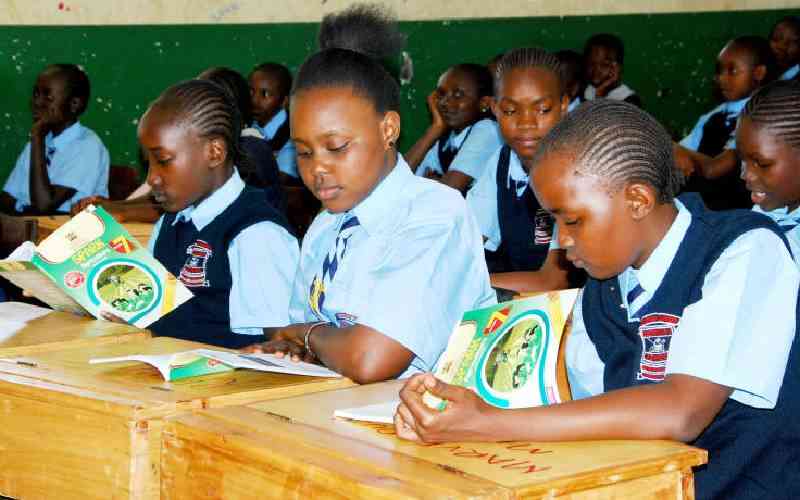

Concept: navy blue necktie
[[321, 214, 360, 285]]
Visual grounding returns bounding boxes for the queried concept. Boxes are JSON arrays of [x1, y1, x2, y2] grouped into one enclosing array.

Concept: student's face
[[249, 70, 284, 126], [770, 21, 800, 71], [435, 68, 482, 132], [291, 87, 399, 214], [492, 67, 568, 169], [30, 70, 76, 130], [585, 46, 620, 88], [715, 44, 762, 102], [140, 107, 224, 213], [532, 153, 648, 280], [738, 117, 800, 212]]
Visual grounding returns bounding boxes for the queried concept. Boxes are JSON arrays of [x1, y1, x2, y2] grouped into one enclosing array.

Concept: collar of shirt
[[260, 108, 288, 140], [445, 124, 473, 150], [241, 126, 264, 139], [504, 148, 529, 197], [46, 121, 84, 151], [619, 199, 692, 297], [753, 203, 800, 226], [720, 96, 750, 116], [606, 83, 634, 101], [171, 168, 245, 230], [350, 154, 414, 236], [781, 64, 800, 81]]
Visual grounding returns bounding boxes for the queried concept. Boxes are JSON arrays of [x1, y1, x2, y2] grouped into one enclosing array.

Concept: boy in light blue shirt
[[1, 64, 109, 215], [248, 63, 298, 180]]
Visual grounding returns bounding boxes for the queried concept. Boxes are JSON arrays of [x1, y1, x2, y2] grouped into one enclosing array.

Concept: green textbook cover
[[425, 289, 578, 410], [0, 205, 192, 328]]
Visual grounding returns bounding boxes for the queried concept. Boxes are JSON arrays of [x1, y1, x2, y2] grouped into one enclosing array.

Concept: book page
[[195, 350, 342, 378], [334, 400, 399, 424], [0, 302, 52, 323]]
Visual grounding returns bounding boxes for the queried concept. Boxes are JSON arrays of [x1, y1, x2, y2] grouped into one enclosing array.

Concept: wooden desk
[[33, 214, 155, 245], [0, 308, 149, 357], [0, 336, 353, 499], [162, 381, 707, 499]]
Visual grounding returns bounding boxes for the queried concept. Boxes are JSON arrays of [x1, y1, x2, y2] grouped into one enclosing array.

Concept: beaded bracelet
[[303, 321, 330, 358]]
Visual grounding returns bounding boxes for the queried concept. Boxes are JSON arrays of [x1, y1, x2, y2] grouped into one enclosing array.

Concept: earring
[[388, 140, 395, 148], [480, 107, 488, 113]]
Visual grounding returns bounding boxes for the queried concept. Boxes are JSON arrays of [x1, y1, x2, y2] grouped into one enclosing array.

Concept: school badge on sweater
[[636, 313, 680, 382], [179, 240, 213, 288]]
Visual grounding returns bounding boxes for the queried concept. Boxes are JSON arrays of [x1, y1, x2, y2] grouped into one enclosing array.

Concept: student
[[555, 49, 585, 112], [395, 101, 800, 500], [583, 34, 642, 107], [769, 16, 800, 81], [739, 80, 800, 262], [0, 64, 109, 215], [248, 62, 298, 182], [405, 63, 502, 194], [466, 47, 573, 292], [676, 36, 773, 210], [132, 79, 299, 348], [245, 4, 495, 383]]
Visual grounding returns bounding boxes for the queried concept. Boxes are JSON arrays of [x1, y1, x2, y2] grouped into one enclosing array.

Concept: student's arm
[[442, 121, 503, 195], [489, 249, 571, 293], [71, 194, 162, 222], [0, 192, 17, 214], [694, 149, 739, 180], [28, 122, 75, 213], [405, 91, 447, 171], [438, 170, 473, 194]]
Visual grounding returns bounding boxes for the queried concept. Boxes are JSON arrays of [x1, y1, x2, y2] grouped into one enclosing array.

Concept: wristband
[[303, 321, 329, 358]]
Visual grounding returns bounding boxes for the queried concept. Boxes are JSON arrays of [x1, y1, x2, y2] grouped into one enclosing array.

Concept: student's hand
[[672, 144, 696, 178], [71, 195, 110, 215], [100, 311, 129, 324], [427, 90, 447, 135], [394, 373, 496, 444], [595, 63, 620, 98], [31, 107, 66, 138], [423, 169, 442, 181], [242, 324, 315, 363]]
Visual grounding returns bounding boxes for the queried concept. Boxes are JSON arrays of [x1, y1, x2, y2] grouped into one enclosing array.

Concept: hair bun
[[318, 3, 406, 60]]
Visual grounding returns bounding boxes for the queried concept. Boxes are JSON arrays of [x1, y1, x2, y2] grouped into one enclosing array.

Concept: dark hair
[[584, 33, 625, 65], [532, 100, 683, 203], [250, 62, 293, 99], [728, 35, 777, 82], [197, 66, 253, 126], [495, 47, 564, 97], [770, 15, 800, 37], [293, 3, 405, 113], [555, 49, 584, 87], [46, 64, 90, 115], [448, 63, 493, 98], [149, 79, 245, 169], [741, 79, 800, 150]]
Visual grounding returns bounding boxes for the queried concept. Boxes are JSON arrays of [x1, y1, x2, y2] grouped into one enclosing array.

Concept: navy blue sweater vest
[[496, 145, 553, 272], [436, 125, 474, 174], [582, 194, 800, 499], [150, 186, 293, 348]]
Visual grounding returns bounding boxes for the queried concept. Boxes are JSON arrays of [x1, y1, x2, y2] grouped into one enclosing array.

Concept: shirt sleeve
[[565, 288, 606, 399], [3, 143, 32, 211], [227, 221, 300, 334], [276, 142, 298, 178], [679, 110, 711, 152], [415, 143, 442, 177], [549, 223, 560, 250], [147, 216, 165, 253], [666, 228, 799, 409], [466, 148, 502, 251], [449, 121, 503, 180], [50, 137, 110, 212]]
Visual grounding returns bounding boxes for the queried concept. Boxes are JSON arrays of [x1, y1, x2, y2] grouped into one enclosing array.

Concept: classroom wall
[[0, 2, 796, 185]]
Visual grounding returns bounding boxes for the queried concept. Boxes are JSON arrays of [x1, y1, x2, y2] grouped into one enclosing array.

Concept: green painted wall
[[0, 9, 795, 185]]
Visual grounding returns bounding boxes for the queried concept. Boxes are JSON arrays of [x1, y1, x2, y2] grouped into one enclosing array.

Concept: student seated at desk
[[395, 101, 800, 500], [104, 79, 299, 348], [245, 4, 495, 384], [0, 64, 109, 215]]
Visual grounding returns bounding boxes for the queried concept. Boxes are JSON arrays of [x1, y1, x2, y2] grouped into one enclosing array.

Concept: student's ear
[[281, 95, 289, 110], [68, 97, 84, 117], [559, 94, 570, 114], [479, 96, 493, 114], [489, 97, 499, 118], [380, 110, 401, 151], [206, 137, 227, 169], [753, 64, 768, 85], [624, 182, 657, 221]]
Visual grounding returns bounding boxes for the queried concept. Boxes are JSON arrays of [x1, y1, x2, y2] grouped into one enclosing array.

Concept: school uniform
[[148, 169, 299, 348], [3, 121, 109, 213], [289, 155, 496, 377], [753, 204, 800, 264], [251, 109, 297, 178], [466, 145, 556, 272], [238, 135, 287, 215], [415, 118, 503, 180], [566, 194, 800, 500], [780, 64, 799, 81], [584, 83, 642, 107], [567, 96, 584, 113]]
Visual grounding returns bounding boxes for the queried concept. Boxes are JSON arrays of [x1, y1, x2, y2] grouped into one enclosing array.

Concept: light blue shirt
[[680, 97, 749, 152], [415, 118, 503, 180], [290, 155, 496, 377], [780, 64, 799, 81], [251, 109, 297, 178], [3, 122, 109, 213], [566, 199, 799, 409], [467, 146, 527, 252], [148, 169, 299, 334], [753, 204, 800, 265]]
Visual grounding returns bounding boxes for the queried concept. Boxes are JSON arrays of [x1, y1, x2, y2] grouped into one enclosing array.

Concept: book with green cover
[[0, 205, 192, 328]]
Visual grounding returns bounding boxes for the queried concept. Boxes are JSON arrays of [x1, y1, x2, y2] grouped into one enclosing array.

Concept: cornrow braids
[[741, 79, 800, 150], [151, 79, 245, 169], [198, 66, 253, 127], [494, 47, 565, 97], [532, 100, 683, 203]]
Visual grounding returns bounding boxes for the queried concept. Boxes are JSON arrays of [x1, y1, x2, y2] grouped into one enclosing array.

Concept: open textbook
[[334, 290, 578, 424], [90, 349, 342, 381], [0, 206, 192, 328]]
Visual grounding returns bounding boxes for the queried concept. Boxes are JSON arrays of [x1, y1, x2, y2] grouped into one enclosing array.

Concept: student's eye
[[261, 91, 270, 98], [563, 217, 580, 226], [328, 142, 350, 153], [501, 107, 515, 116], [296, 149, 312, 159], [155, 157, 172, 166], [538, 106, 552, 115], [453, 90, 464, 99]]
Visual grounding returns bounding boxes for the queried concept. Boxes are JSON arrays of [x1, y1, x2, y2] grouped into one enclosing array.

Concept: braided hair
[[197, 66, 254, 127], [741, 79, 800, 150], [149, 79, 245, 168], [532, 100, 684, 203], [293, 3, 405, 113], [494, 47, 564, 97], [47, 63, 91, 115]]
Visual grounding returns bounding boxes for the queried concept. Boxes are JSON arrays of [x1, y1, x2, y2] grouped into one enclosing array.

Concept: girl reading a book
[[395, 101, 800, 500]]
